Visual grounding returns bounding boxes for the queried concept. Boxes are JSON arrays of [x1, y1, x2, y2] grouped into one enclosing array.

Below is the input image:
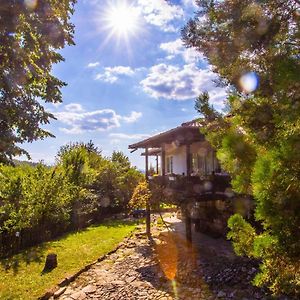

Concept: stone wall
[[190, 197, 253, 237]]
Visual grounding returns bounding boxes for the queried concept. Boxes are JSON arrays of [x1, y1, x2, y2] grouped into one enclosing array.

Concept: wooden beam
[[145, 147, 151, 236]]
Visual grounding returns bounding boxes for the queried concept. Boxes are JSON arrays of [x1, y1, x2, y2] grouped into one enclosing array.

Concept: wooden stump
[[43, 253, 57, 272]]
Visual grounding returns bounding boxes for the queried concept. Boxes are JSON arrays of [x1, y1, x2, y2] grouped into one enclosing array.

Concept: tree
[[111, 151, 131, 170], [183, 0, 300, 296], [128, 180, 151, 211], [0, 0, 77, 163]]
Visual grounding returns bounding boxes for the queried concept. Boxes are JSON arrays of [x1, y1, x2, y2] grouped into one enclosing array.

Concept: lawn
[[0, 220, 137, 300]]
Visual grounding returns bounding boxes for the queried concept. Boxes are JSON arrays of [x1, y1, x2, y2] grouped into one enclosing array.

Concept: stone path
[[54, 227, 211, 300], [52, 218, 290, 300]]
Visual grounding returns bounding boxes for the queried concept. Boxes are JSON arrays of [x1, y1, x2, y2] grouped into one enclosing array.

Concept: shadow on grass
[[0, 218, 139, 275], [0, 244, 48, 275]]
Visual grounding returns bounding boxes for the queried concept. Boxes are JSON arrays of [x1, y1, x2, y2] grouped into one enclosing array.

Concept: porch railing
[[148, 173, 232, 199]]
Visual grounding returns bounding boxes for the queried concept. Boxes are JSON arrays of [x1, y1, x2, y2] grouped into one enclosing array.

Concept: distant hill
[[13, 160, 48, 167]]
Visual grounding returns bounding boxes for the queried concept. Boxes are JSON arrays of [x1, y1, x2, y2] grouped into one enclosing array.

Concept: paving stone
[[82, 284, 96, 294], [54, 222, 279, 300], [70, 291, 86, 300], [54, 287, 67, 298]]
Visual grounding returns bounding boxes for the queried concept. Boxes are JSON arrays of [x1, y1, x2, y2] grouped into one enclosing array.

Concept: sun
[[106, 2, 139, 37]]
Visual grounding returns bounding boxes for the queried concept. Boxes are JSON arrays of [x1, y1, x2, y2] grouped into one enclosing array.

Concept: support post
[[161, 144, 166, 177], [145, 147, 151, 236], [156, 155, 159, 174], [184, 204, 192, 243], [186, 144, 191, 177]]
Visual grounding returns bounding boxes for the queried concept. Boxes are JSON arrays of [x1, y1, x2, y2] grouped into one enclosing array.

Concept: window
[[191, 153, 197, 173], [166, 156, 173, 174]]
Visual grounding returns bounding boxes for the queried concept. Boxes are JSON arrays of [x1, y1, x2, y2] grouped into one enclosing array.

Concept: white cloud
[[160, 38, 204, 64], [64, 103, 85, 112], [137, 0, 184, 32], [182, 0, 197, 8], [95, 66, 135, 83], [109, 133, 150, 140], [87, 62, 100, 68], [56, 106, 142, 134], [140, 63, 227, 106], [122, 111, 142, 123], [57, 109, 121, 134]]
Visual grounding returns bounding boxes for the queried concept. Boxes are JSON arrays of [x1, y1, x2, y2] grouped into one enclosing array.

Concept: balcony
[[148, 173, 232, 202]]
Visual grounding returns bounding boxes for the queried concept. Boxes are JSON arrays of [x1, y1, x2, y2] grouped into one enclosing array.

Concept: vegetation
[[0, 142, 142, 256], [0, 0, 76, 163], [0, 220, 136, 300], [128, 180, 151, 211], [183, 0, 300, 296]]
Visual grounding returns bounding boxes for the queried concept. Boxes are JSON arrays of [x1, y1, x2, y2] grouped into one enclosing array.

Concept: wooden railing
[[148, 173, 232, 200]]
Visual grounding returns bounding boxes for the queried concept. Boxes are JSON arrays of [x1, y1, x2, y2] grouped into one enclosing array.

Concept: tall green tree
[[0, 0, 76, 163], [183, 0, 300, 295]]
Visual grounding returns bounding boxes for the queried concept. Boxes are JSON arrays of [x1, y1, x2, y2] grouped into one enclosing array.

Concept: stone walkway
[[52, 217, 290, 300], [54, 227, 211, 300]]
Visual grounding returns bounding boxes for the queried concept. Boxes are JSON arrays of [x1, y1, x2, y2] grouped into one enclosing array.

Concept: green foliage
[[184, 0, 300, 295], [129, 181, 151, 210], [0, 0, 77, 163], [227, 214, 256, 257], [111, 150, 131, 170], [0, 164, 73, 236], [0, 141, 142, 255]]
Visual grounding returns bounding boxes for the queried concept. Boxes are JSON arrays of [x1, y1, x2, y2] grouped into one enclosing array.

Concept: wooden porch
[[128, 120, 232, 241], [148, 174, 232, 201]]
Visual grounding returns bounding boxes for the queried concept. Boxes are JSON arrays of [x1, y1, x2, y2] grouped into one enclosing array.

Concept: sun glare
[[106, 3, 139, 37]]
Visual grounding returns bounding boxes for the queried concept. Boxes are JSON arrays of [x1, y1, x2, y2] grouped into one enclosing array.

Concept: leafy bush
[[0, 143, 142, 256], [128, 181, 151, 211], [0, 164, 74, 254]]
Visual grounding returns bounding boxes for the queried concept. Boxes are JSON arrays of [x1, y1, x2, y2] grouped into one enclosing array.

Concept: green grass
[[0, 220, 137, 300]]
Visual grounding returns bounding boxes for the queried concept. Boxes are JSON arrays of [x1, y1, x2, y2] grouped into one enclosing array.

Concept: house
[[129, 119, 240, 240]]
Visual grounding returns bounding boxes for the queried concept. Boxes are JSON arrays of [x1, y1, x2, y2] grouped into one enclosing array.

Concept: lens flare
[[239, 72, 259, 93], [24, 0, 38, 10], [171, 280, 179, 299], [94, 1, 142, 56], [107, 3, 139, 36]]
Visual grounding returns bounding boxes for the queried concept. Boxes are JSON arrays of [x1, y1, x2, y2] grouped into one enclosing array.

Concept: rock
[[70, 291, 86, 300], [217, 291, 226, 298], [58, 278, 69, 287], [111, 280, 125, 285], [125, 276, 136, 283], [82, 285, 96, 294], [54, 287, 66, 298], [39, 290, 55, 300]]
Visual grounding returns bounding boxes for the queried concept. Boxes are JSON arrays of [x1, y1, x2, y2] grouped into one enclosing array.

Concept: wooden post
[[161, 144, 166, 177], [156, 155, 159, 174], [184, 204, 192, 243], [186, 143, 191, 177], [145, 147, 151, 236]]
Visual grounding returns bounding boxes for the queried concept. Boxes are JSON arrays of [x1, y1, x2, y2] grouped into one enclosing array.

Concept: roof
[[128, 119, 205, 150], [141, 148, 161, 156]]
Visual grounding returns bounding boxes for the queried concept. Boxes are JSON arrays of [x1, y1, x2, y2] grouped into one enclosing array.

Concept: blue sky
[[22, 0, 227, 169]]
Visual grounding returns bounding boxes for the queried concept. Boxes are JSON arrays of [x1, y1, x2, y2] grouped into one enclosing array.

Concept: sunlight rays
[[95, 1, 141, 56], [107, 2, 139, 36]]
